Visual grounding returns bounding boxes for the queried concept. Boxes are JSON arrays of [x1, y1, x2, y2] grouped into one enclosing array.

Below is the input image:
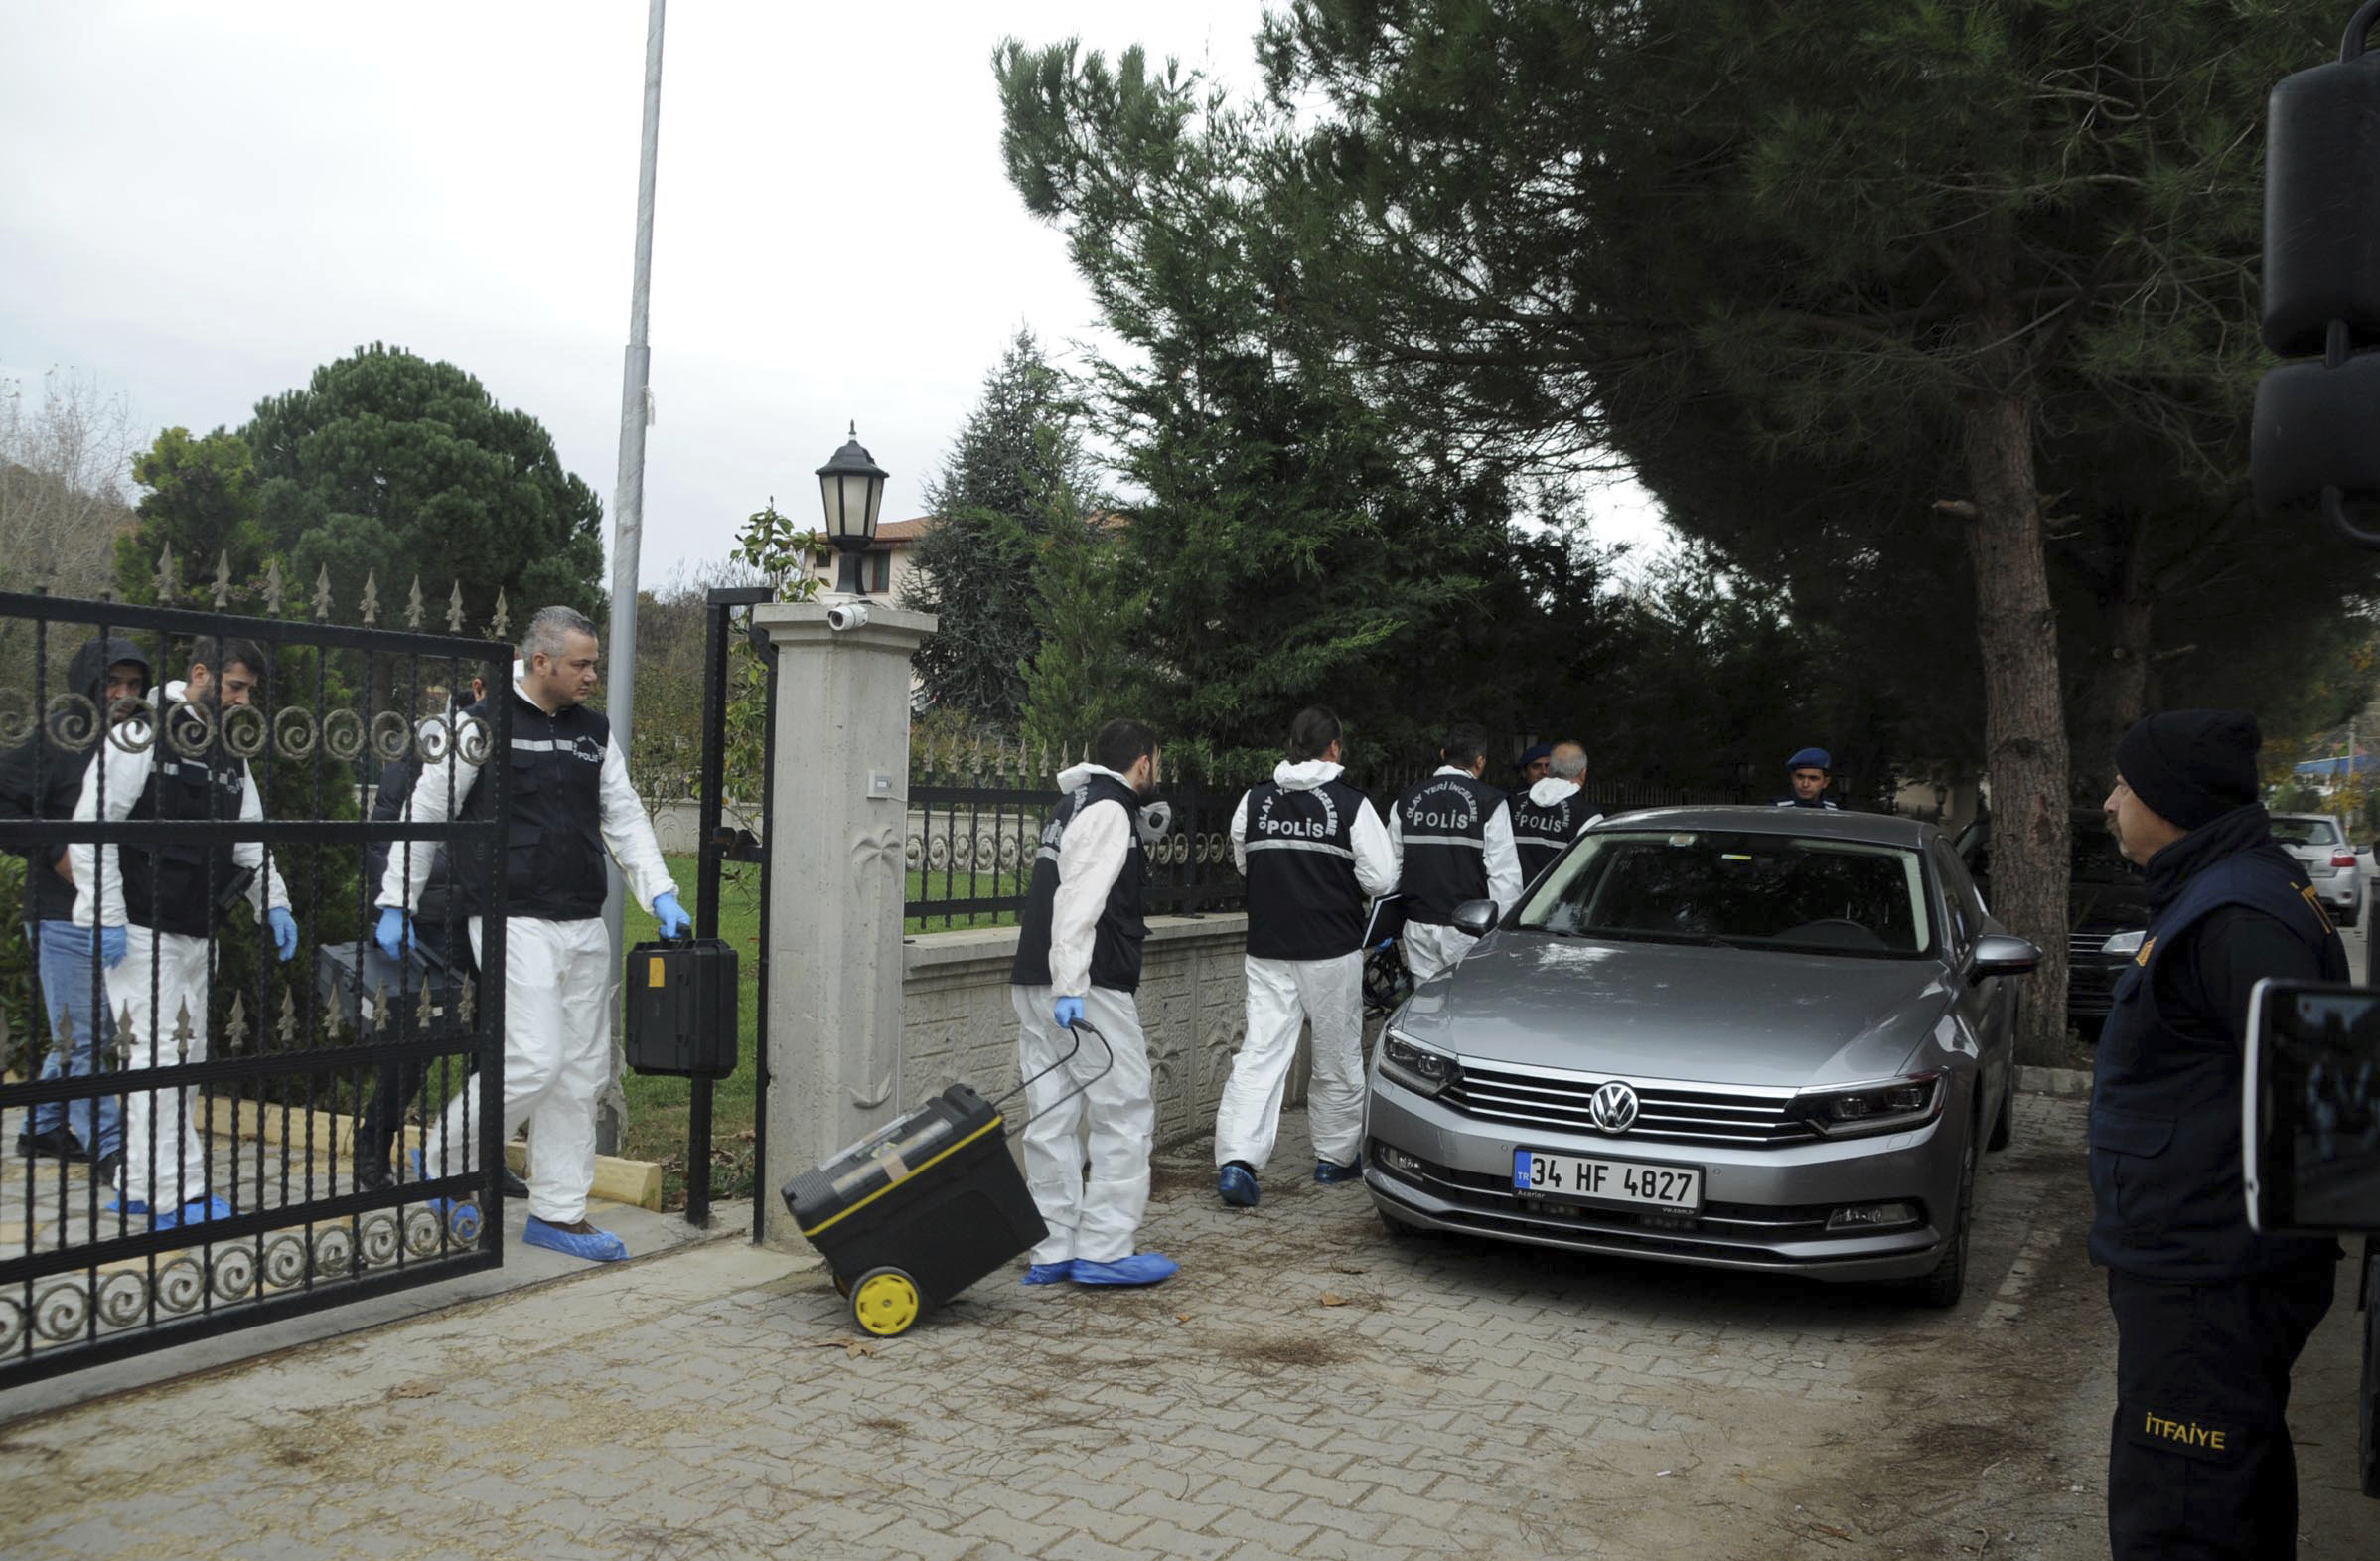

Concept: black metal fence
[[899, 744, 1793, 931], [903, 739, 1246, 929], [0, 579, 511, 1386]]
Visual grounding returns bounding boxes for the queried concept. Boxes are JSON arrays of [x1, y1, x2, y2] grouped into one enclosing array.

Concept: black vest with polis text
[[121, 699, 248, 937], [1011, 773, 1149, 993], [1510, 786, 1597, 884], [1242, 778, 1370, 962], [1397, 772, 1506, 925], [456, 692, 611, 922], [2088, 829, 2347, 1281]]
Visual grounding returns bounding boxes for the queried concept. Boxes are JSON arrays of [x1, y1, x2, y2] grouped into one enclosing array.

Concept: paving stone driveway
[[0, 1093, 2366, 1560]]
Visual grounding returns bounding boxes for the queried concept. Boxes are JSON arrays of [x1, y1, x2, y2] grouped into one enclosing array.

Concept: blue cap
[[1787, 747, 1832, 772], [1519, 742, 1553, 768]]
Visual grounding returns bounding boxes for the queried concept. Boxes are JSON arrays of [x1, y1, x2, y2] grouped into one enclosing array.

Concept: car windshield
[[2071, 819, 2134, 880], [1513, 830, 1934, 957], [2272, 817, 2341, 847]]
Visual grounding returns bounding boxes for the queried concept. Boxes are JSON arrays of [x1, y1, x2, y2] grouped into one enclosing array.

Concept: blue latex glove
[[97, 924, 127, 968], [653, 891, 690, 939], [1373, 937, 1397, 951], [374, 906, 413, 961], [1053, 995, 1085, 1030], [268, 906, 300, 963]]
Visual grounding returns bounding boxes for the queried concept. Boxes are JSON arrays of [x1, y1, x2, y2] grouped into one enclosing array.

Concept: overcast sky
[[2, 1, 1661, 592]]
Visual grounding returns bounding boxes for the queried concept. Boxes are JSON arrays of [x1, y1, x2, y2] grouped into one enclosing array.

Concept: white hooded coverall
[[377, 678, 676, 1226], [1389, 765, 1523, 985], [1012, 762, 1156, 1267], [1213, 759, 1398, 1172], [72, 687, 292, 1213]]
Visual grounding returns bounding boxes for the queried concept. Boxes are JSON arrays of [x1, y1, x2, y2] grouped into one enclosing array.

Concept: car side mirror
[[1970, 934, 2040, 983], [1451, 899, 1499, 938]]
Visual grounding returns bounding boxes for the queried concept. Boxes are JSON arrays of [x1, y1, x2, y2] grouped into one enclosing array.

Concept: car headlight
[[1381, 1030, 1459, 1097], [2100, 930, 2145, 959], [1787, 1071, 1944, 1138]]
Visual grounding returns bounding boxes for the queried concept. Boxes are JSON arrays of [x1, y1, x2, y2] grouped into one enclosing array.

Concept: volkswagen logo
[[1587, 1080, 1640, 1134]]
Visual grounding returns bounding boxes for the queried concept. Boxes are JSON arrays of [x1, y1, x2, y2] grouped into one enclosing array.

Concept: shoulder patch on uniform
[[2135, 935, 2156, 967], [2297, 882, 2336, 936]]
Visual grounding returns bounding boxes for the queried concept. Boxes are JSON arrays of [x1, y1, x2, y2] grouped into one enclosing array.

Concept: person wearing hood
[[71, 635, 299, 1231], [1, 635, 149, 1176], [1775, 747, 1842, 810], [1007, 717, 1177, 1287], [1390, 724, 1523, 985], [1510, 741, 1602, 885], [1214, 707, 1398, 1206], [376, 610, 684, 1264], [2092, 710, 2348, 1560]]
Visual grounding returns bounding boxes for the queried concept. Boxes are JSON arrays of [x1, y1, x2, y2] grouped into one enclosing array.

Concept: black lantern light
[[816, 421, 889, 596]]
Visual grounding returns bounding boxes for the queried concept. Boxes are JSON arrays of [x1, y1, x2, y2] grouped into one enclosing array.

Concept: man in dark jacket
[[2094, 709, 2348, 1560], [0, 636, 149, 1176], [1390, 725, 1521, 983]]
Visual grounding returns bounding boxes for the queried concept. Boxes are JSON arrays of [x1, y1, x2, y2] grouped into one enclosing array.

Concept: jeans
[[31, 920, 122, 1159]]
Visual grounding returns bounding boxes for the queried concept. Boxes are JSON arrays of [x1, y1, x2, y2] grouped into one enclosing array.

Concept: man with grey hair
[[375, 605, 688, 1263], [1510, 740, 1601, 884]]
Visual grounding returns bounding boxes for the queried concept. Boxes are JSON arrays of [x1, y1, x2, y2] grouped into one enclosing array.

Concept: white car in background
[[2271, 812, 2364, 929]]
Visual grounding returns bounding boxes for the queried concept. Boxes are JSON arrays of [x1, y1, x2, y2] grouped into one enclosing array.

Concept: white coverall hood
[[1528, 776, 1584, 806], [1270, 759, 1344, 791], [1056, 761, 1136, 794]]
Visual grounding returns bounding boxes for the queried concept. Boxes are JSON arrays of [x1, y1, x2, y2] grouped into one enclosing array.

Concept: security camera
[[824, 600, 874, 632]]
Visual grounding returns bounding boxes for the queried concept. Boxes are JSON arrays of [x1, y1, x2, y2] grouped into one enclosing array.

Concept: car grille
[[1438, 1063, 1816, 1146], [2068, 931, 2118, 961]]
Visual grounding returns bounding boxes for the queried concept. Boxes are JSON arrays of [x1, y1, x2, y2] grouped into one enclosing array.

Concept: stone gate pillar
[[753, 601, 935, 1252]]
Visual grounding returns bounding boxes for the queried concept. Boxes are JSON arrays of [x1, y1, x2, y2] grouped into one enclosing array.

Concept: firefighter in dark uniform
[[1774, 746, 1842, 809], [1510, 740, 1601, 884], [2094, 709, 2348, 1560], [1390, 724, 1522, 984]]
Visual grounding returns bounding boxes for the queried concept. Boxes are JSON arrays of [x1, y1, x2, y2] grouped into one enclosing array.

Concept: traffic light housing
[[2255, 3, 2380, 546]]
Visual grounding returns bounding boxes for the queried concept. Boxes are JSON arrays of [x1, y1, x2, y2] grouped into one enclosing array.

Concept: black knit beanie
[[2114, 709, 2263, 832]]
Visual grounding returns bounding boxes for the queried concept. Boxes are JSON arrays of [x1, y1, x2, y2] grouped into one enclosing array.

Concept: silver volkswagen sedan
[[1364, 807, 2038, 1307]]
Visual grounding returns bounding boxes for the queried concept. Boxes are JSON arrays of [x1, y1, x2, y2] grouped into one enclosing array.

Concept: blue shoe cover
[[1313, 1156, 1364, 1185], [105, 1194, 151, 1217], [152, 1195, 232, 1231], [1072, 1252, 1178, 1287], [410, 1151, 483, 1241], [523, 1216, 629, 1263], [1218, 1163, 1261, 1207], [1020, 1261, 1075, 1286]]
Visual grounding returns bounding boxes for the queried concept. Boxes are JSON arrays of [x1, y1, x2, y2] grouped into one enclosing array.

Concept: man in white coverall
[[1008, 717, 1177, 1288], [1509, 740, 1601, 886], [375, 607, 688, 1263], [74, 635, 300, 1229], [1390, 723, 1523, 985], [1214, 706, 1397, 1208]]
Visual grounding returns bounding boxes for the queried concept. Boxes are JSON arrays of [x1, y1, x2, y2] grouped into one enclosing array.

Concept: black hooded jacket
[[0, 636, 152, 928]]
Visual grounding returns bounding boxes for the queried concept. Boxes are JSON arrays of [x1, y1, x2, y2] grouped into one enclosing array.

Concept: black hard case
[[315, 941, 472, 1038], [623, 936, 738, 1078], [783, 1085, 1047, 1312]]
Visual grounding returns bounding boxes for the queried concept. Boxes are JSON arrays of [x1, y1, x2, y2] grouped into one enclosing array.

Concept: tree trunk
[[2071, 506, 2156, 800], [1959, 382, 2073, 1066]]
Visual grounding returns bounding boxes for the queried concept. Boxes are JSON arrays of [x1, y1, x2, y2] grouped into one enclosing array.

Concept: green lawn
[[621, 857, 1024, 1205], [619, 856, 764, 1205]]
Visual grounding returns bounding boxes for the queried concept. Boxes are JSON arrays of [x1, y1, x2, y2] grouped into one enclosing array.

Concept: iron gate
[[0, 584, 511, 1386]]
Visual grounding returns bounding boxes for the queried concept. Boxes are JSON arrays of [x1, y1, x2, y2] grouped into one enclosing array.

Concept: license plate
[[1514, 1150, 1703, 1211]]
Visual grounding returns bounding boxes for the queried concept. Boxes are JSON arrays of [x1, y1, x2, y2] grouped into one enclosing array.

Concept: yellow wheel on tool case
[[850, 1267, 923, 1337]]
